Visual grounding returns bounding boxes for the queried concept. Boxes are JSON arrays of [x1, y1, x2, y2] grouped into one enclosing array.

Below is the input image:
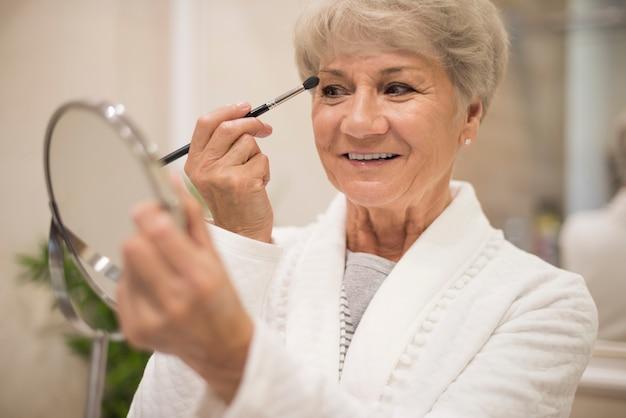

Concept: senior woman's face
[[312, 50, 472, 209]]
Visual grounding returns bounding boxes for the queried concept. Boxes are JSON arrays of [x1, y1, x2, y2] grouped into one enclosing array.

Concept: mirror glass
[[45, 102, 180, 309]]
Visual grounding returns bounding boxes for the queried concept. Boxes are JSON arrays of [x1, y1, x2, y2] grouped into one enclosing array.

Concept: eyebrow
[[318, 66, 423, 77]]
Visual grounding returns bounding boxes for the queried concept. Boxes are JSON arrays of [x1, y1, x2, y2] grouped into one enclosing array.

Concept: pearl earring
[[464, 138, 472, 145]]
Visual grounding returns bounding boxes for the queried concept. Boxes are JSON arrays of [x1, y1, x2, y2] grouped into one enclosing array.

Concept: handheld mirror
[[44, 101, 184, 332]]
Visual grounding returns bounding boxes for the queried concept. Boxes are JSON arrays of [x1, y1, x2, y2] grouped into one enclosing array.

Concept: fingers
[[203, 117, 272, 159], [241, 152, 271, 186], [130, 201, 162, 222], [189, 104, 272, 160], [121, 233, 181, 305], [189, 103, 251, 153], [128, 177, 216, 254], [131, 204, 209, 285], [222, 134, 261, 165], [117, 258, 168, 350]]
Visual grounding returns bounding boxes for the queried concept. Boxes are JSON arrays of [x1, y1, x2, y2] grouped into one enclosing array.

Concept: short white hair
[[294, 0, 510, 115]]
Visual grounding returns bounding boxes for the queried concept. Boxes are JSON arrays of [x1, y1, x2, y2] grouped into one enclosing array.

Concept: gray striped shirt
[[339, 250, 396, 375]]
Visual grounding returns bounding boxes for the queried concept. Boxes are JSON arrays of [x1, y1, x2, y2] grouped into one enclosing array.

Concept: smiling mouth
[[343, 152, 400, 161]]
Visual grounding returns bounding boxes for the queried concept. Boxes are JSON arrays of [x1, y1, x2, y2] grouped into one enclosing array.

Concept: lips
[[340, 152, 401, 169], [343, 152, 400, 161]]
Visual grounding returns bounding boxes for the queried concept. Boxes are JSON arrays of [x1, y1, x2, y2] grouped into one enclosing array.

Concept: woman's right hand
[[184, 103, 274, 243]]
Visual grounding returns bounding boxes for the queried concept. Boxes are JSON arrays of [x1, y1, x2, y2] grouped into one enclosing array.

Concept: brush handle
[[159, 104, 269, 166], [159, 76, 318, 166]]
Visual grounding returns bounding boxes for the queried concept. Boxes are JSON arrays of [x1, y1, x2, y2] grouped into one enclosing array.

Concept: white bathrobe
[[128, 182, 597, 418]]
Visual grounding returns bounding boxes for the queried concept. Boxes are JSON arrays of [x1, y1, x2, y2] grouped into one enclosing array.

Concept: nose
[[340, 90, 389, 139]]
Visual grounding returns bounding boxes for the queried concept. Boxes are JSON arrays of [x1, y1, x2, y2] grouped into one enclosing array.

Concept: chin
[[339, 180, 404, 209]]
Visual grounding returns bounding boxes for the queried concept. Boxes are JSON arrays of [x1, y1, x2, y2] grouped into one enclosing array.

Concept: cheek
[[400, 101, 459, 145], [392, 112, 459, 176], [312, 106, 339, 151]]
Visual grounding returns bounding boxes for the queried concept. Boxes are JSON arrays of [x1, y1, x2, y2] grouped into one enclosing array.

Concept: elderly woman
[[120, 0, 597, 417]]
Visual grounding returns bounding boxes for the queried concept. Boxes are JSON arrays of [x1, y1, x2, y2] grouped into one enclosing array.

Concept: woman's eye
[[384, 83, 416, 96], [320, 85, 347, 98]]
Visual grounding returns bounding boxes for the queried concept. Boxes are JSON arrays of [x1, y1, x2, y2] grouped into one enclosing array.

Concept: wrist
[[240, 228, 272, 244], [215, 221, 273, 244], [200, 364, 246, 404], [186, 320, 253, 404]]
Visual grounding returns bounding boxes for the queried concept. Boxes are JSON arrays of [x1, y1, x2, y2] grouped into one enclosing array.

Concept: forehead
[[318, 50, 440, 79]]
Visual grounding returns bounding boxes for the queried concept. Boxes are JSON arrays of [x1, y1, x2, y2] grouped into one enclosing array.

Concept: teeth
[[347, 153, 396, 161]]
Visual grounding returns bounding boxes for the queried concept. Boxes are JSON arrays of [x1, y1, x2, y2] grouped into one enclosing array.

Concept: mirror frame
[[43, 100, 181, 329], [48, 220, 123, 339]]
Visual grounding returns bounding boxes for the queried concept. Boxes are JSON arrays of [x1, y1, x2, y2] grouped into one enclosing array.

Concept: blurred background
[[1, 0, 625, 416]]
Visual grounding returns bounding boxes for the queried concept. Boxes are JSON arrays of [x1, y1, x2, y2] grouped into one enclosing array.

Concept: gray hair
[[612, 111, 626, 185], [294, 0, 509, 115]]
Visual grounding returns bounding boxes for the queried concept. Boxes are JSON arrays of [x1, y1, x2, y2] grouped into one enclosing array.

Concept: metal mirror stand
[[48, 220, 123, 418]]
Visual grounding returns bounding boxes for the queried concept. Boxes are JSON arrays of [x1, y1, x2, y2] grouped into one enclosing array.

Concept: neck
[[346, 178, 452, 262]]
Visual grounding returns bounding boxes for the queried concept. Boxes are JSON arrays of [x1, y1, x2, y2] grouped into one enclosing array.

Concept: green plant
[[17, 241, 151, 418]]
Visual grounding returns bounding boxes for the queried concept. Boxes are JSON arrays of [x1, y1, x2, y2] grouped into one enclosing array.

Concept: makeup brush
[[160, 76, 320, 165]]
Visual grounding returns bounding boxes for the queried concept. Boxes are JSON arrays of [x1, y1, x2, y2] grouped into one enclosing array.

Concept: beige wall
[[0, 1, 170, 416], [2, 0, 625, 416], [457, 0, 569, 239]]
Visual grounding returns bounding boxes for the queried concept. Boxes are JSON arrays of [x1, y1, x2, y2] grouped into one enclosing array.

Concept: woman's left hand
[[116, 178, 252, 403]]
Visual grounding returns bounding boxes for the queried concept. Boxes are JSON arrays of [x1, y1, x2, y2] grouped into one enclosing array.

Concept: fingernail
[[236, 102, 250, 109]]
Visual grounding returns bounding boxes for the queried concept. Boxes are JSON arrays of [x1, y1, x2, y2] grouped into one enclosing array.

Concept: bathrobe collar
[[285, 181, 494, 400]]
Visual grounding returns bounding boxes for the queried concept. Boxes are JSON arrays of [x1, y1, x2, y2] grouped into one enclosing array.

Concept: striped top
[[339, 251, 396, 376]]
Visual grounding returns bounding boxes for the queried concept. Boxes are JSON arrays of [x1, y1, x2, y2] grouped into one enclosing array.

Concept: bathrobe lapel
[[284, 182, 493, 398], [339, 182, 494, 401], [285, 194, 347, 382]]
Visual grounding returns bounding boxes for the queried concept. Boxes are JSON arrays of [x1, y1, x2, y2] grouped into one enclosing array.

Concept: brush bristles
[[303, 76, 320, 90]]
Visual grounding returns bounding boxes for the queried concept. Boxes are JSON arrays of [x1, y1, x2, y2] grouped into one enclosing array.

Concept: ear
[[458, 98, 483, 146]]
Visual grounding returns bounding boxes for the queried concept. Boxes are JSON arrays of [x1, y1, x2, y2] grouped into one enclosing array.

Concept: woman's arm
[[206, 223, 283, 316]]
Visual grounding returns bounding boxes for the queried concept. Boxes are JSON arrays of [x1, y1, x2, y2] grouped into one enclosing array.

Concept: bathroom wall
[[0, 1, 171, 416]]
